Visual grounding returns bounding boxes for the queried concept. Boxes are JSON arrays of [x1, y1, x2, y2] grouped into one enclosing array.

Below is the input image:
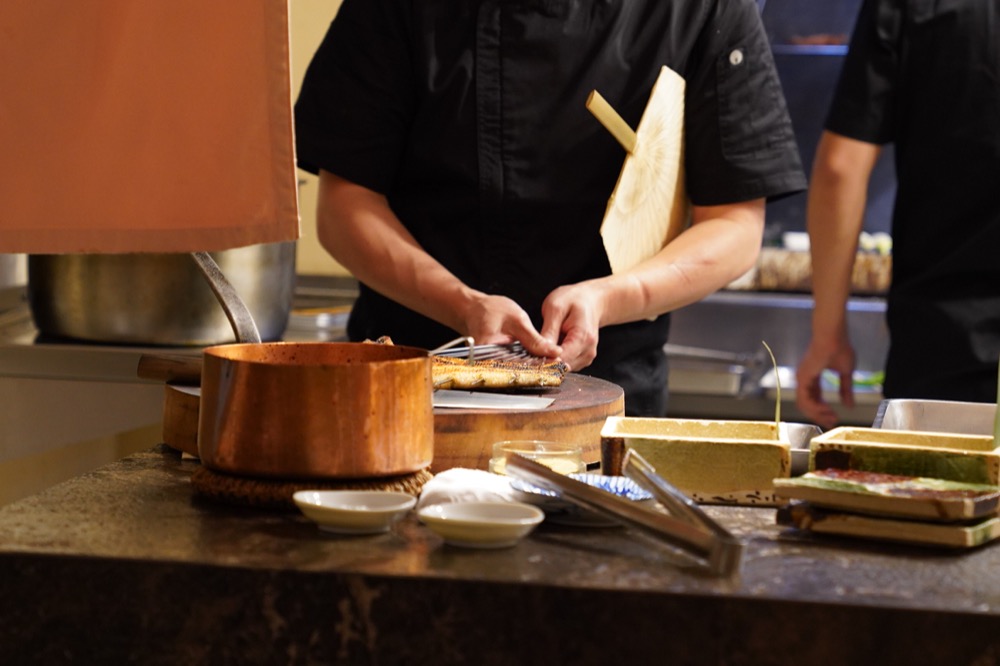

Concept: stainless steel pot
[[27, 242, 296, 345]]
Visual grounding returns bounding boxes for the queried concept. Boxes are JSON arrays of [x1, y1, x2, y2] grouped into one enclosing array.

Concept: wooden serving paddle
[[587, 65, 690, 275]]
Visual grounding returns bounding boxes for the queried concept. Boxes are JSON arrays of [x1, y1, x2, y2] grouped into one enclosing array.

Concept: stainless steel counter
[[666, 290, 886, 425]]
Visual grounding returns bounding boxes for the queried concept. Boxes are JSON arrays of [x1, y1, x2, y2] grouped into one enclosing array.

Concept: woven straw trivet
[[190, 465, 434, 511]]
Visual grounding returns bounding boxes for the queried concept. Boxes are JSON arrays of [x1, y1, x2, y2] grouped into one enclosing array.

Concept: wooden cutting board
[[163, 383, 201, 457], [431, 374, 624, 473], [162, 373, 625, 473]]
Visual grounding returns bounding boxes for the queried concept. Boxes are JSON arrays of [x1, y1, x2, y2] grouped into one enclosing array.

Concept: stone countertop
[[0, 447, 997, 665]]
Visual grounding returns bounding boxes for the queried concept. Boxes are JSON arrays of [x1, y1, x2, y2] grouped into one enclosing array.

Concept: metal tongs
[[505, 450, 745, 577]]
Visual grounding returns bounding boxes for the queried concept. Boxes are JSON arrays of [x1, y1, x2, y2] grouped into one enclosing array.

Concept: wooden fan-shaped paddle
[[587, 66, 690, 274]]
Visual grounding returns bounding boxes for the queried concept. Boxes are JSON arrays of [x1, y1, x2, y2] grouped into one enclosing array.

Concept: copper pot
[[198, 341, 434, 479]]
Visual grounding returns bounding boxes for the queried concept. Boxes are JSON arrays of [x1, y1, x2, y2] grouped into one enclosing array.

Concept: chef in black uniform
[[796, 0, 1000, 428], [296, 0, 806, 416]]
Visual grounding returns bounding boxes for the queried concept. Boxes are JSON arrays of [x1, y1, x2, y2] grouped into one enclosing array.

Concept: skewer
[[429, 336, 477, 360], [432, 342, 534, 362]]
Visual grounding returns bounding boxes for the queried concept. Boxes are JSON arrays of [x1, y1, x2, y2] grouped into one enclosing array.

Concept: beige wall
[[290, 0, 348, 276]]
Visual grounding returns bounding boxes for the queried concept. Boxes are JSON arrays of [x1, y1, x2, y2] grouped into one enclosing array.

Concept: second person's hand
[[795, 341, 857, 430]]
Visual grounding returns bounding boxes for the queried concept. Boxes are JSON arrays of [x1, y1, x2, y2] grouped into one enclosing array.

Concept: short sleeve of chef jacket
[[824, 0, 899, 143], [295, 0, 806, 208]]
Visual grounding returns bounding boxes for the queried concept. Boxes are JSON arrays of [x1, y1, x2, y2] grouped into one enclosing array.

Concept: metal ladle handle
[[189, 251, 261, 344]]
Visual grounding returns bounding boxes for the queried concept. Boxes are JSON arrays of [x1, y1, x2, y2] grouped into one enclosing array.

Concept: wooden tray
[[778, 502, 1000, 549], [774, 472, 1000, 522]]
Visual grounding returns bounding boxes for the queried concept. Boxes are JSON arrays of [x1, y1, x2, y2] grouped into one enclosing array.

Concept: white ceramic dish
[[417, 501, 544, 548], [873, 398, 996, 435], [293, 490, 416, 535]]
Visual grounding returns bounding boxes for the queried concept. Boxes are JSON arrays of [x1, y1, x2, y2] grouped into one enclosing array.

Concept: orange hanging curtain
[[0, 0, 299, 253]]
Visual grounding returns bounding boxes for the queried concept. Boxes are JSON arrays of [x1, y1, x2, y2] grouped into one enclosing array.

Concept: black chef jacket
[[296, 0, 806, 415], [827, 0, 1000, 401]]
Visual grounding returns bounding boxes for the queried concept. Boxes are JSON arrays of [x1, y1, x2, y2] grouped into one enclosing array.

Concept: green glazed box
[[809, 427, 999, 485], [599, 416, 819, 506]]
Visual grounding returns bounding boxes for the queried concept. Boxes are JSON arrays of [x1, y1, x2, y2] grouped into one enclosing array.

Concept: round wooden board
[[431, 373, 625, 473], [162, 383, 201, 458]]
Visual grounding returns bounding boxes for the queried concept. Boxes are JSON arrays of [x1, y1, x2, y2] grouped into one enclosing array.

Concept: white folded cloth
[[416, 468, 518, 510]]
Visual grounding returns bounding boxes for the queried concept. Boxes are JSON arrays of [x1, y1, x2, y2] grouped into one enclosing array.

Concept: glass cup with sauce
[[488, 440, 585, 476]]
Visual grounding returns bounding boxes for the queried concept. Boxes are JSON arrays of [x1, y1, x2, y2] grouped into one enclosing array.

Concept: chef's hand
[[460, 293, 562, 360], [538, 283, 603, 372], [795, 339, 856, 430]]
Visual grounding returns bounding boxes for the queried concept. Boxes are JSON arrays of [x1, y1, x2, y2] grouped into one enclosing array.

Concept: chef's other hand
[[795, 340, 856, 430], [461, 293, 562, 360], [539, 283, 602, 372]]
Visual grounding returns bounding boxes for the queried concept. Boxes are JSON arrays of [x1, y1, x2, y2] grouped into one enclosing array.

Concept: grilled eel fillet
[[431, 355, 569, 390], [366, 336, 568, 389]]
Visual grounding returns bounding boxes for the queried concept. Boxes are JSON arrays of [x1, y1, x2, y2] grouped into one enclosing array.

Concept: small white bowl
[[293, 490, 416, 534], [417, 501, 544, 548]]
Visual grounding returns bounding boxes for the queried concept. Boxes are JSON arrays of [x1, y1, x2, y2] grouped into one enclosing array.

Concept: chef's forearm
[[315, 170, 477, 333], [596, 199, 766, 325]]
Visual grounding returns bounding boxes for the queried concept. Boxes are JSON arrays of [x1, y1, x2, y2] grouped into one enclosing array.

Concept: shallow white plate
[[417, 501, 544, 548], [293, 490, 416, 534]]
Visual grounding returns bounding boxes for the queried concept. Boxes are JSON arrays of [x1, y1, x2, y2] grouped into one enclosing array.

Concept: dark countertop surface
[[0, 446, 997, 665]]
